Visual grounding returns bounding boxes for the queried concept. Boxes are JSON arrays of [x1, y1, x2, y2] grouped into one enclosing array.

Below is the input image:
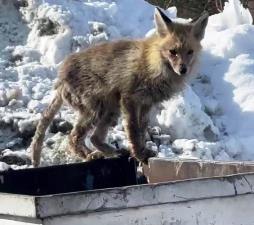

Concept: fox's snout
[[172, 63, 188, 76], [179, 64, 187, 75], [167, 52, 193, 76]]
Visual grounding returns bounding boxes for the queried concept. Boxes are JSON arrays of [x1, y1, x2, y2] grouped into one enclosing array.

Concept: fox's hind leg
[[68, 112, 93, 159], [87, 110, 120, 161]]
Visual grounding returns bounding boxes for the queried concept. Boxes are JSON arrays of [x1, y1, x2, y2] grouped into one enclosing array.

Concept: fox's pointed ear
[[192, 11, 209, 40], [154, 7, 172, 37]]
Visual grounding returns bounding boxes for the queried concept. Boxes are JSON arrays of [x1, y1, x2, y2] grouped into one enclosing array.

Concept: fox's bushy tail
[[30, 90, 63, 167]]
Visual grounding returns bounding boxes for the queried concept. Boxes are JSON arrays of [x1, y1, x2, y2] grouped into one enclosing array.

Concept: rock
[[171, 139, 196, 154], [171, 146, 184, 154], [146, 141, 158, 152], [203, 125, 219, 142], [148, 126, 161, 136], [8, 99, 24, 109], [50, 118, 73, 134], [89, 32, 108, 45], [9, 54, 23, 65], [14, 0, 28, 9], [0, 154, 31, 166], [38, 18, 60, 36], [5, 138, 23, 149], [17, 119, 37, 138], [45, 138, 55, 147], [0, 117, 13, 129], [6, 87, 22, 101], [88, 21, 107, 35], [58, 120, 73, 133], [152, 135, 161, 147]]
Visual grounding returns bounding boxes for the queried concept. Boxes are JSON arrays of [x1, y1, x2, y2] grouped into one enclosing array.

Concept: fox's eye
[[169, 49, 177, 56], [188, 49, 194, 55]]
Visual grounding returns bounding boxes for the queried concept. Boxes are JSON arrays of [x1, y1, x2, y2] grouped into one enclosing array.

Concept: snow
[[155, 0, 254, 161], [0, 0, 254, 170], [0, 162, 10, 171], [154, 86, 219, 142]]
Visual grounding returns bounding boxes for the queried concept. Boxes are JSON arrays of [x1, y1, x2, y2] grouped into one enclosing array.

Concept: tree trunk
[[146, 0, 252, 20]]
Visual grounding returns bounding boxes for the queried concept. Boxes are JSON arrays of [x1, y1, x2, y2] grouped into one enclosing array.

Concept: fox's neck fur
[[143, 35, 183, 78], [144, 35, 165, 77], [137, 35, 186, 100]]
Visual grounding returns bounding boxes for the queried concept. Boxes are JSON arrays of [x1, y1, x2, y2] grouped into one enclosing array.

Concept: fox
[[30, 8, 209, 167]]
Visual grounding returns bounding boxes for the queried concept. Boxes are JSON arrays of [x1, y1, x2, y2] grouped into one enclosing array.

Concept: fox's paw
[[68, 143, 92, 160], [134, 148, 157, 165], [86, 150, 105, 161]]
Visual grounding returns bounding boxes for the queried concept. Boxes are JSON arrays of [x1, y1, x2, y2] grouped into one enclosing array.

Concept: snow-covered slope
[[155, 0, 254, 161], [0, 0, 254, 169]]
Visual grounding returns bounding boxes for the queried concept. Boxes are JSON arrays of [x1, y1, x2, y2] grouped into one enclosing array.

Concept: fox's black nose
[[180, 64, 187, 75]]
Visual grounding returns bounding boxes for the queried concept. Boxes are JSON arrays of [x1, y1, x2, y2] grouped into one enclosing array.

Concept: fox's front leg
[[138, 104, 151, 145], [121, 97, 156, 163]]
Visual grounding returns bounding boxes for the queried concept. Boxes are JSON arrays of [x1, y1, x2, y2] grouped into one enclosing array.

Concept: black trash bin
[[0, 156, 137, 195]]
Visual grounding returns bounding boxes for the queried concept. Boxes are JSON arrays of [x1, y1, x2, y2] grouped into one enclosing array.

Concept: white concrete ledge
[[44, 194, 254, 225], [0, 194, 36, 218], [1, 172, 254, 219], [35, 172, 254, 218]]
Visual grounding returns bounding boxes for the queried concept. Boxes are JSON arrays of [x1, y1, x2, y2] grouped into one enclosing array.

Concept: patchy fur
[[30, 8, 209, 167]]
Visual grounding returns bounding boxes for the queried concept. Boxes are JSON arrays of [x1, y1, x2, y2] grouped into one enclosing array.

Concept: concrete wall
[[1, 172, 254, 225], [0, 217, 41, 225], [45, 194, 254, 225]]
